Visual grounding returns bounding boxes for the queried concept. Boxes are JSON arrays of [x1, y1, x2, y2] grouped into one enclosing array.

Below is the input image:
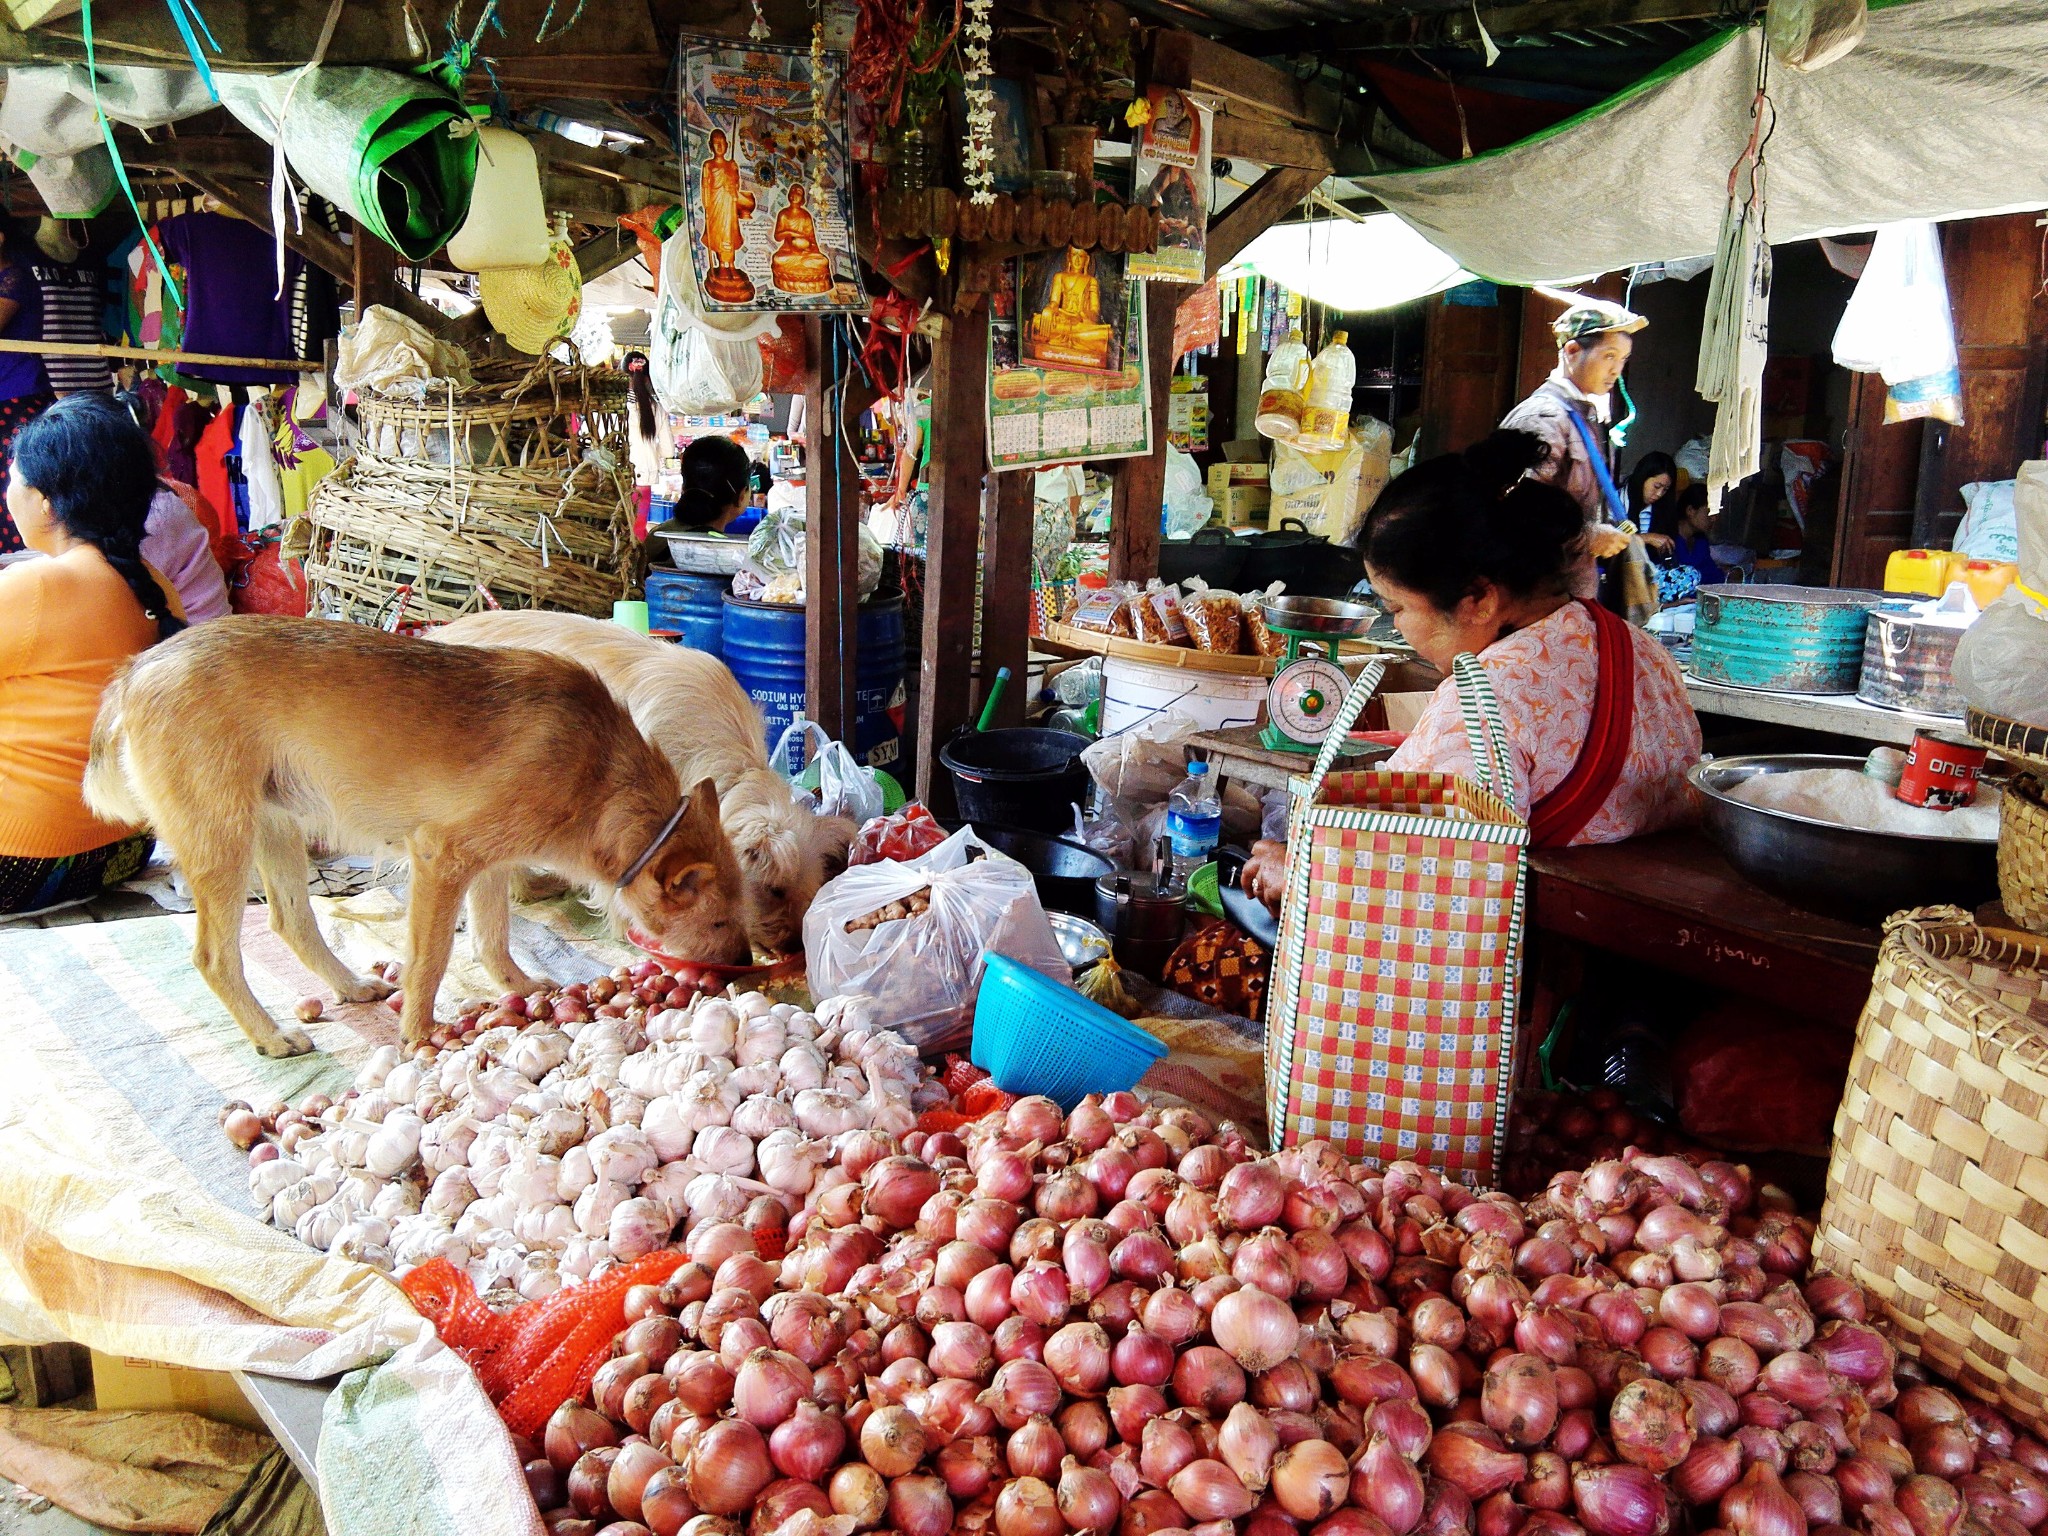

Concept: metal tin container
[[1857, 603, 1968, 717], [1688, 584, 1885, 694]]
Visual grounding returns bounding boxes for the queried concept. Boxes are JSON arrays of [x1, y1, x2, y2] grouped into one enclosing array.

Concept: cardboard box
[[0, 1343, 88, 1407], [1206, 461, 1269, 499], [1210, 485, 1271, 528], [90, 1350, 266, 1432]]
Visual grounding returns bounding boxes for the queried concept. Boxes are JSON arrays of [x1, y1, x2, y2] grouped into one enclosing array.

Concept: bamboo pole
[[0, 338, 315, 373]]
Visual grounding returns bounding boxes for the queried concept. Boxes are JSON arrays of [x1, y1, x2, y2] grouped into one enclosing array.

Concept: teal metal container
[[645, 569, 727, 658], [1689, 585, 1885, 694], [722, 594, 906, 771]]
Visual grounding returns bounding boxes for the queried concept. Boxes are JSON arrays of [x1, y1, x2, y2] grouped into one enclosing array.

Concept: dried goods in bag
[[1181, 576, 1244, 654]]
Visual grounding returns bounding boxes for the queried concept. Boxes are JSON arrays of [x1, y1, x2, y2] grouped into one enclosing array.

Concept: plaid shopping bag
[[1265, 655, 1529, 1184]]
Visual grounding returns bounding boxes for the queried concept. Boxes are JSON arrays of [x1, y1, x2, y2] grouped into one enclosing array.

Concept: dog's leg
[[187, 860, 313, 1058], [466, 866, 552, 995], [255, 810, 393, 1002], [399, 838, 475, 1048]]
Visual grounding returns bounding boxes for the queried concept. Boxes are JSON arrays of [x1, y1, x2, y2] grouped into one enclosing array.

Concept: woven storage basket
[[1814, 907, 2048, 1437], [2000, 774, 2048, 934], [350, 358, 630, 470]]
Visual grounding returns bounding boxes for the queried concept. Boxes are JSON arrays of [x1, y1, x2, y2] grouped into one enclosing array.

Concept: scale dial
[[1268, 655, 1353, 743]]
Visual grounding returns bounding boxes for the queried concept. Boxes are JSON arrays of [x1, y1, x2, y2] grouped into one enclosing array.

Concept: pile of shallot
[[228, 965, 947, 1295], [519, 1091, 2048, 1536]]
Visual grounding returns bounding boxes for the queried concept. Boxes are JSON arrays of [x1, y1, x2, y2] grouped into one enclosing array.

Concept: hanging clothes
[[195, 403, 240, 534], [271, 386, 336, 519], [154, 212, 299, 382], [28, 252, 111, 395], [239, 394, 285, 533]]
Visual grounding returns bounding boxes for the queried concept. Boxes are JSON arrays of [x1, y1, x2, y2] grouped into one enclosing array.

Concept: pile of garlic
[[243, 989, 948, 1299]]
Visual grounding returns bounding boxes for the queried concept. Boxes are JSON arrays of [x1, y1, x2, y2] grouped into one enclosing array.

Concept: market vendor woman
[[1243, 430, 1700, 911]]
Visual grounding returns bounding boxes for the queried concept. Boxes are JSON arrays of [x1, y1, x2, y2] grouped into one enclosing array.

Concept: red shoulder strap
[[1528, 600, 1637, 849]]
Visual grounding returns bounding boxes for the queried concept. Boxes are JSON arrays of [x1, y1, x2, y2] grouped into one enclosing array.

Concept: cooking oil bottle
[[1254, 327, 1310, 441], [1295, 331, 1355, 453]]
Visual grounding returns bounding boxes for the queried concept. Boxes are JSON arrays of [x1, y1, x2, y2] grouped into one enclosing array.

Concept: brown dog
[[84, 617, 749, 1057], [434, 610, 855, 953]]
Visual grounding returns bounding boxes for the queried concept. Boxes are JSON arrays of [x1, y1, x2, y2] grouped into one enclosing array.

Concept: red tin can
[[1896, 729, 1988, 809]]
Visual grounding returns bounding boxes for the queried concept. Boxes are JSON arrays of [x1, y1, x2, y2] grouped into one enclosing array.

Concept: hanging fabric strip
[[162, 0, 224, 102], [79, 0, 183, 311], [265, 0, 350, 296]]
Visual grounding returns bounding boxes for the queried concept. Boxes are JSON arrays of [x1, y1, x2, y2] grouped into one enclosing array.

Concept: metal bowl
[[1688, 754, 1999, 923], [1260, 594, 1376, 637], [656, 528, 749, 575], [1047, 912, 1113, 970]]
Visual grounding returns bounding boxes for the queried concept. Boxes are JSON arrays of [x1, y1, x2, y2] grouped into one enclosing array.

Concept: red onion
[[998, 1475, 1064, 1536], [1090, 1145, 1140, 1203], [1518, 1452, 1572, 1514], [1678, 1381, 1740, 1440], [1113, 1326, 1175, 1388], [732, 1349, 810, 1429], [929, 1320, 996, 1382], [830, 1462, 889, 1527], [1211, 1286, 1300, 1374], [1896, 1476, 1963, 1536], [1977, 1461, 2048, 1528], [1611, 1378, 1696, 1474], [1358, 1430, 1427, 1534], [1059, 1455, 1124, 1532], [1142, 1415, 1200, 1487], [1174, 1346, 1248, 1415], [1700, 1337, 1760, 1396], [984, 1359, 1064, 1429], [1835, 1457, 1896, 1515], [1800, 1276, 1866, 1323], [1109, 1384, 1170, 1445], [960, 1197, 1024, 1252], [1330, 1356, 1416, 1408], [1659, 1283, 1721, 1341], [1516, 1305, 1578, 1366], [1066, 1235, 1114, 1299], [1045, 1321, 1113, 1396], [1091, 1280, 1146, 1333], [1965, 1404, 2016, 1461], [1741, 1396, 1800, 1434], [1219, 1402, 1281, 1492], [1589, 1292, 1647, 1349], [927, 1376, 995, 1444], [1864, 1502, 1917, 1536], [546, 1404, 619, 1473], [1412, 1345, 1463, 1410], [1427, 1426, 1529, 1501], [936, 1436, 1002, 1501], [1010, 1261, 1073, 1328], [1040, 1169, 1101, 1222], [1253, 1360, 1320, 1415], [1677, 1440, 1747, 1505], [1909, 1427, 1975, 1481], [1784, 1472, 1841, 1527], [1720, 1304, 1800, 1358], [1114, 1230, 1176, 1286], [1484, 1354, 1561, 1448], [1338, 1222, 1395, 1283], [1572, 1463, 1672, 1536], [684, 1420, 773, 1514], [1783, 1423, 1837, 1475], [1639, 1328, 1699, 1381], [1009, 1414, 1067, 1479], [967, 1264, 1018, 1330], [1270, 1441, 1350, 1523], [1059, 1399, 1112, 1460], [864, 1156, 941, 1230], [1167, 1187, 1220, 1246], [1218, 1163, 1290, 1231], [1172, 1460, 1260, 1521], [1366, 1399, 1436, 1462], [1723, 1463, 1807, 1536], [767, 1399, 843, 1482], [1759, 1352, 1833, 1413], [1736, 1427, 1790, 1476]]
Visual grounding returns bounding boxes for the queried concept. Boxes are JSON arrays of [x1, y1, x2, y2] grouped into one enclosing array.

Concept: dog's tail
[[82, 662, 149, 827]]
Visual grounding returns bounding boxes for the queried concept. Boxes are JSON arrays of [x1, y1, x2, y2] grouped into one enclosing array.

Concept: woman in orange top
[[0, 393, 181, 913]]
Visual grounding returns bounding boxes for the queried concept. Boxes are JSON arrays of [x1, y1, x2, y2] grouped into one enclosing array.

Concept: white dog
[[435, 611, 855, 953]]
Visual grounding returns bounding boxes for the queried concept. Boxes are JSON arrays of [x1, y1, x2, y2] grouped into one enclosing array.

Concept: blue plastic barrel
[[722, 594, 906, 772], [645, 569, 729, 658]]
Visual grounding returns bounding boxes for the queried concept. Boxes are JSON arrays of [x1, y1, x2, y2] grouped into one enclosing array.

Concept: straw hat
[[447, 126, 550, 272], [481, 235, 583, 355]]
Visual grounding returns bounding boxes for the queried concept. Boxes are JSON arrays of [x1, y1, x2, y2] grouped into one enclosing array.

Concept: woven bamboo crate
[[2001, 775, 2048, 934], [1814, 907, 2048, 1438], [351, 358, 631, 470]]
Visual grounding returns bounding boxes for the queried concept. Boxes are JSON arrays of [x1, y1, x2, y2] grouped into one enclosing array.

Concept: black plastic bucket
[[938, 727, 1091, 835]]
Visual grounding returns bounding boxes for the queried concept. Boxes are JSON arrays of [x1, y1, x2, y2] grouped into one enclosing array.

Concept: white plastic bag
[[803, 828, 1070, 1050], [1163, 447, 1214, 539], [772, 717, 885, 821], [1832, 221, 1962, 424], [1765, 0, 1866, 71], [1954, 480, 2020, 564]]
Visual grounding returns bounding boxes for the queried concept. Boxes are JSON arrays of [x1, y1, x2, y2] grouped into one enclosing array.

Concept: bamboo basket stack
[[292, 357, 639, 627]]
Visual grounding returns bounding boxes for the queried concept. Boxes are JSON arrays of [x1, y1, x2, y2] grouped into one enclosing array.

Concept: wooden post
[[915, 304, 991, 806], [351, 218, 400, 318], [1108, 282, 1179, 584], [978, 469, 1034, 729], [804, 317, 868, 747]]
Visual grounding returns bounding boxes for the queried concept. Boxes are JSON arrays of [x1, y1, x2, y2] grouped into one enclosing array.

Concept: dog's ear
[[663, 860, 714, 897], [683, 778, 722, 830]]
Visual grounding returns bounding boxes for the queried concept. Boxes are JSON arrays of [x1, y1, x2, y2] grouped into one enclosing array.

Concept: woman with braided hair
[[0, 393, 180, 912]]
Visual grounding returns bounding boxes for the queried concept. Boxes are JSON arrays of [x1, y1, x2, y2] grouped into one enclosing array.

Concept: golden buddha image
[[700, 126, 758, 303], [770, 183, 833, 295], [1025, 247, 1117, 373]]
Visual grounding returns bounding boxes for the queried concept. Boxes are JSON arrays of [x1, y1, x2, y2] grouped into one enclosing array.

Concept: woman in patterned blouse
[[1244, 430, 1701, 911]]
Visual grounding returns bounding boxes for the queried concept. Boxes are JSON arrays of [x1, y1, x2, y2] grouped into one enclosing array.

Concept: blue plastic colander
[[970, 953, 1167, 1109]]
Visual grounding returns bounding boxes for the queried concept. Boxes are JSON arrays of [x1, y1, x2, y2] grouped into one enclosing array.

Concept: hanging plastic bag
[[1765, 0, 1866, 71], [1832, 221, 1962, 425], [803, 827, 1071, 1050], [651, 298, 764, 415], [1162, 447, 1213, 539], [813, 740, 886, 825]]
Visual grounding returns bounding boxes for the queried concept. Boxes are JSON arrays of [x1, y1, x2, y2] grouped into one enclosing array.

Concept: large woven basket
[[1814, 907, 2048, 1437], [350, 357, 631, 469], [2000, 774, 2048, 934]]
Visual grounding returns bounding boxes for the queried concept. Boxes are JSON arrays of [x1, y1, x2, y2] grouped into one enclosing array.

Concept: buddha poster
[[1017, 246, 1131, 377], [680, 38, 863, 313]]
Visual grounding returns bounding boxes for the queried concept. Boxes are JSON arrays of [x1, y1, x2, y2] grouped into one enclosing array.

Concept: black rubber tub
[[938, 727, 1091, 835]]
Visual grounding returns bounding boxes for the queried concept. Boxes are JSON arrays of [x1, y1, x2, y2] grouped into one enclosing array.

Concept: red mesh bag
[[231, 538, 309, 617], [759, 317, 808, 396]]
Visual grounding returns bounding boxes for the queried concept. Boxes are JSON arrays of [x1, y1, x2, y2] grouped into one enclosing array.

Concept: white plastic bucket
[[1101, 655, 1269, 736]]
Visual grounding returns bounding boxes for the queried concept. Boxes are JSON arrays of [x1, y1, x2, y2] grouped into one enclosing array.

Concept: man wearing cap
[[1502, 299, 1645, 598]]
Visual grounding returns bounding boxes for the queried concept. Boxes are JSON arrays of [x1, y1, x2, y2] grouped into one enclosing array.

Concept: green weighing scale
[[1257, 594, 1381, 753]]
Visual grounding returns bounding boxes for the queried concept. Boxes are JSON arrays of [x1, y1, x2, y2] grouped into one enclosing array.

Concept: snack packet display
[[1242, 582, 1286, 658], [1069, 580, 1137, 637], [1181, 576, 1244, 654], [1134, 580, 1191, 647]]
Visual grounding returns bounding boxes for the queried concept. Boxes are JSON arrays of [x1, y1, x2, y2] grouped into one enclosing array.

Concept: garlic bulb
[[734, 991, 774, 1022], [296, 1200, 346, 1251], [778, 1043, 828, 1092], [682, 1171, 749, 1225], [640, 1161, 695, 1226], [425, 1166, 476, 1220], [691, 1124, 756, 1178], [728, 1061, 781, 1098], [517, 1251, 563, 1301], [608, 1196, 671, 1262], [526, 1106, 585, 1158], [355, 1044, 399, 1092], [783, 1010, 821, 1044], [816, 993, 875, 1032], [757, 1128, 829, 1196], [731, 1093, 796, 1140], [573, 1177, 628, 1237], [420, 1111, 479, 1176], [555, 1144, 595, 1203], [736, 1018, 787, 1067], [370, 1179, 422, 1223], [793, 1088, 867, 1139], [384, 1061, 424, 1105], [332, 1215, 392, 1262], [641, 1096, 697, 1162], [689, 1000, 739, 1055], [505, 1028, 569, 1082], [272, 1178, 324, 1228], [587, 1126, 657, 1187], [499, 1150, 561, 1208], [365, 1114, 422, 1178], [249, 1158, 306, 1204], [513, 1200, 568, 1247]]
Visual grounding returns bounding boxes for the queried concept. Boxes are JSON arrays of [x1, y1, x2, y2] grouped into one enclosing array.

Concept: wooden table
[[1527, 826, 1881, 1026], [1685, 676, 1955, 748], [1190, 725, 1394, 795]]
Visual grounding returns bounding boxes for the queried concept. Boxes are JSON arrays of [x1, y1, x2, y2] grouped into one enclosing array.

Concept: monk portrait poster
[[680, 39, 863, 313], [1127, 86, 1213, 284]]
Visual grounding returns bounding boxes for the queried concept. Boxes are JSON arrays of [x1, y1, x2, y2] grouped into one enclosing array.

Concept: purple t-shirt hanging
[[0, 259, 50, 401], [155, 212, 302, 384]]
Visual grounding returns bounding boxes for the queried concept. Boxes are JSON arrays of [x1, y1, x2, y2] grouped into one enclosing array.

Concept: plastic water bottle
[[1255, 328, 1310, 441], [1295, 331, 1355, 453], [1166, 762, 1223, 882]]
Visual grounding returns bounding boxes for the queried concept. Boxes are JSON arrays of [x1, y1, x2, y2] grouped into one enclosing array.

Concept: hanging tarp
[[220, 68, 477, 262], [1356, 0, 2048, 285], [0, 64, 218, 217]]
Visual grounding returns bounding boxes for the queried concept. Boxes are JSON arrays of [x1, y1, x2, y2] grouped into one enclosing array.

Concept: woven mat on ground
[[0, 892, 631, 1536], [1128, 978, 1268, 1143], [0, 1406, 270, 1534]]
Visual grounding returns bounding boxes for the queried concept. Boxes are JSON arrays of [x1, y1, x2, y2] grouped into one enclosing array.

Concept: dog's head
[[721, 769, 857, 954], [616, 777, 754, 965]]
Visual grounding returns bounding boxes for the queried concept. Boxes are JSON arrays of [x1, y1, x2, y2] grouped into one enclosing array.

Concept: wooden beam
[[575, 227, 646, 286], [806, 319, 876, 747], [915, 305, 991, 808], [1108, 282, 1178, 585], [1225, 0, 1740, 54], [979, 470, 1035, 730], [353, 217, 401, 321], [1207, 165, 1321, 276], [1211, 113, 1333, 174], [1149, 28, 1339, 131], [534, 138, 678, 198]]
